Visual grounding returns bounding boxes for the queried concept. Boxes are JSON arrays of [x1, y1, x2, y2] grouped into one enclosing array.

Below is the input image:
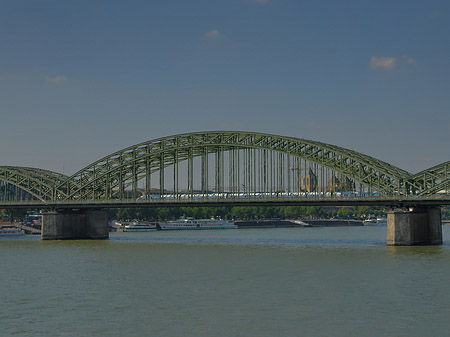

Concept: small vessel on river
[[363, 217, 387, 226], [158, 217, 237, 230], [0, 228, 25, 236], [123, 222, 157, 232]]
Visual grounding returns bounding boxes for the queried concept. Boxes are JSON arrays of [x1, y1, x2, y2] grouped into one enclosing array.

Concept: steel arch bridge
[[1, 131, 449, 206]]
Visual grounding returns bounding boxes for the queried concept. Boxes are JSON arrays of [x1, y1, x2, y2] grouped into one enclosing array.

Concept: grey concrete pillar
[[387, 207, 442, 246], [42, 210, 109, 240]]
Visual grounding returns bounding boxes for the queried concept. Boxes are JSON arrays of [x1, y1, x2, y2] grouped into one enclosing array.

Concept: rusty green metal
[[1, 131, 449, 203]]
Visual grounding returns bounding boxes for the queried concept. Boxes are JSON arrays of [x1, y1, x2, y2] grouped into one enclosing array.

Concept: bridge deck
[[1, 196, 450, 209]]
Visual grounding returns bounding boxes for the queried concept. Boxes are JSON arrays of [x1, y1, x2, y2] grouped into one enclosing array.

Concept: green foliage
[[0, 208, 28, 221], [442, 206, 450, 220], [356, 206, 370, 217], [305, 206, 326, 218], [0, 205, 390, 222], [112, 205, 333, 220], [337, 207, 351, 218]]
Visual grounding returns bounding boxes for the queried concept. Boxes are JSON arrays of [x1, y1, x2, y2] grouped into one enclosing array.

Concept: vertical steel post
[[247, 148, 251, 195], [189, 149, 194, 197], [201, 148, 206, 197], [253, 148, 256, 195], [221, 147, 224, 194], [237, 149, 240, 195], [145, 146, 151, 198], [159, 153, 164, 197], [264, 150, 267, 195], [214, 149, 219, 196], [229, 149, 232, 194], [287, 155, 290, 195], [243, 149, 246, 194], [105, 159, 110, 200], [205, 148, 209, 196], [118, 156, 124, 200], [173, 151, 177, 196], [132, 151, 137, 200]]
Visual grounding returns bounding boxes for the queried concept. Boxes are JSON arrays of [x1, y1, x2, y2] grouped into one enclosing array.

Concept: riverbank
[[236, 219, 363, 228], [1, 222, 41, 234]]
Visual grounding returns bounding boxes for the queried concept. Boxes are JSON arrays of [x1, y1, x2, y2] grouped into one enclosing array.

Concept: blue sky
[[1, 0, 449, 175]]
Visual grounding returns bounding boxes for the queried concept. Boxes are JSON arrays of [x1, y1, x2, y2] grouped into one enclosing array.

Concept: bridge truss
[[1, 131, 449, 205]]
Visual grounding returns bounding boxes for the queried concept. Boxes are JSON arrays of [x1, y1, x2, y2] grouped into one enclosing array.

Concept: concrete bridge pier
[[387, 206, 442, 246], [42, 209, 109, 240]]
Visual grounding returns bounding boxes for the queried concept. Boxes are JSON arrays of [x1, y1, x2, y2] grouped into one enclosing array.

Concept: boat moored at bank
[[0, 228, 25, 236], [158, 218, 199, 230], [158, 217, 237, 230], [196, 218, 237, 229], [363, 217, 387, 226], [123, 222, 157, 232]]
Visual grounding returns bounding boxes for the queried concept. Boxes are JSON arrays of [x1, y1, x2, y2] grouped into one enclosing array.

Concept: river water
[[2, 226, 450, 336]]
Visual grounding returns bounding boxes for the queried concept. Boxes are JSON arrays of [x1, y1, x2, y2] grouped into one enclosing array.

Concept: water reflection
[[387, 245, 445, 256]]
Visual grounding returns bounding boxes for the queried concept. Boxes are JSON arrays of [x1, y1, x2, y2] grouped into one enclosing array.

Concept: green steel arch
[[54, 131, 418, 201], [410, 161, 450, 196], [0, 166, 70, 201], [2, 132, 449, 202]]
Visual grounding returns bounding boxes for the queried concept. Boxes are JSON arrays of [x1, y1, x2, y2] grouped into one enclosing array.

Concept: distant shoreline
[[236, 219, 363, 228]]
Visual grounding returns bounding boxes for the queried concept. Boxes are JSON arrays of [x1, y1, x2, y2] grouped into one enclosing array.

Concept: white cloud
[[205, 30, 223, 39], [401, 55, 416, 65], [369, 57, 396, 70], [369, 55, 417, 71], [46, 75, 67, 82]]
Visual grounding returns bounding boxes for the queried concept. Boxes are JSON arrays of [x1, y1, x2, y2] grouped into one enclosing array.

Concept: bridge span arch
[[1, 131, 449, 203], [52, 131, 418, 201], [0, 166, 69, 202]]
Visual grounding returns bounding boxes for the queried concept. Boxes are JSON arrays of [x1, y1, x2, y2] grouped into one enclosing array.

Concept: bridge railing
[[1, 194, 450, 208]]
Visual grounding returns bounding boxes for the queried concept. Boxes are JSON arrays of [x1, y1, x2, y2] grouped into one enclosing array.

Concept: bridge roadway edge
[[2, 196, 450, 209]]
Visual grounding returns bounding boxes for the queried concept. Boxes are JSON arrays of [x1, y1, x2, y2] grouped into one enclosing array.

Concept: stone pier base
[[387, 207, 442, 246], [42, 210, 109, 240]]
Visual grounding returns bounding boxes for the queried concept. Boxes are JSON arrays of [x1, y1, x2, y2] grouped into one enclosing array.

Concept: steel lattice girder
[[55, 131, 417, 200], [3, 131, 450, 201], [0, 166, 70, 201], [410, 160, 450, 196]]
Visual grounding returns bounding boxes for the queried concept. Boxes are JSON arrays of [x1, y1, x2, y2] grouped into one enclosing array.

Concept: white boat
[[0, 228, 25, 236], [123, 222, 157, 232], [158, 218, 199, 230], [363, 217, 387, 226], [158, 217, 237, 230], [196, 218, 237, 230]]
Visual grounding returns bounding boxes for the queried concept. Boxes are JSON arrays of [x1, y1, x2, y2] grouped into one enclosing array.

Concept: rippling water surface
[[2, 226, 450, 336]]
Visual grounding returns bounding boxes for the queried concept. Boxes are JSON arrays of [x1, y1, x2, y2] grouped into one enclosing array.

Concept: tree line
[[3, 206, 450, 222], [112, 205, 386, 221]]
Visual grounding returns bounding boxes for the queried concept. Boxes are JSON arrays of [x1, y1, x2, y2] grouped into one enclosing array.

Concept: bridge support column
[[42, 210, 109, 240], [387, 207, 442, 246]]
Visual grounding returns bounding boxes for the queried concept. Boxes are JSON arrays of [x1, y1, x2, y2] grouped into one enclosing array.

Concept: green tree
[[305, 206, 322, 218], [337, 207, 352, 218], [356, 206, 370, 218]]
